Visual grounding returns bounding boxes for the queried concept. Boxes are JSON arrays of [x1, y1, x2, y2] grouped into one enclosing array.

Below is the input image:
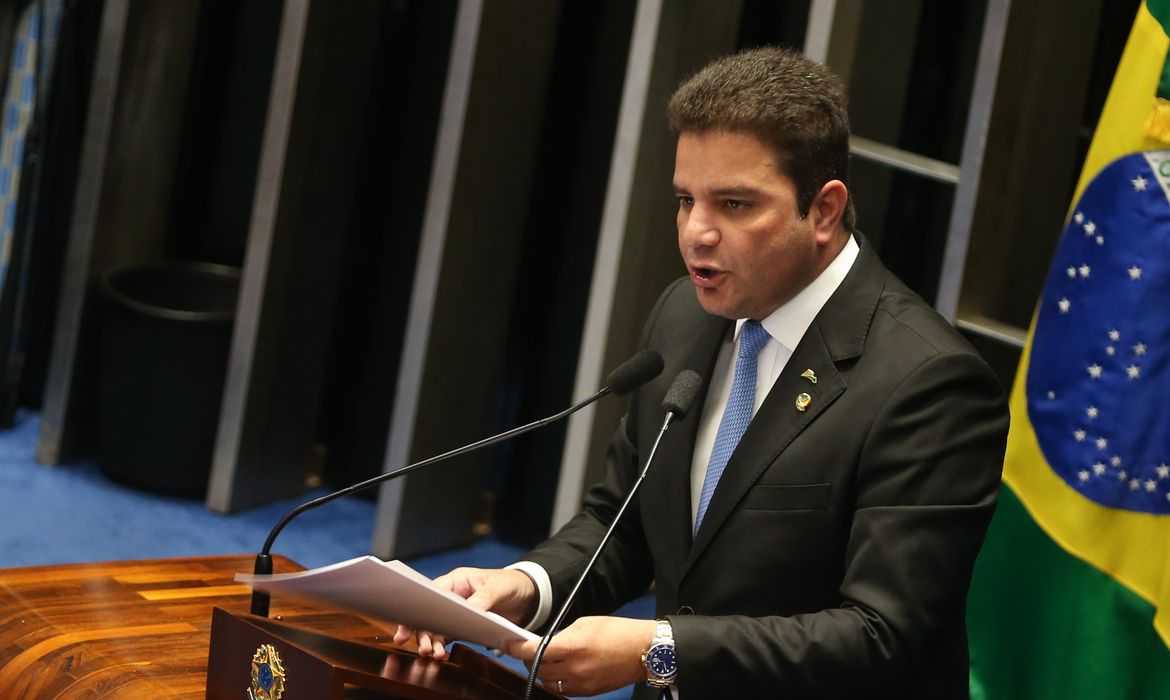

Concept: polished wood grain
[[0, 555, 417, 699]]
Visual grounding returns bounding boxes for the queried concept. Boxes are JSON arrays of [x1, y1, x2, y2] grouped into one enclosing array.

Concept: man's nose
[[682, 206, 719, 248]]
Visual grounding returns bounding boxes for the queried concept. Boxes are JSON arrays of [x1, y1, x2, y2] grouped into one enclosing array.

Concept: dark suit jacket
[[525, 236, 1009, 699]]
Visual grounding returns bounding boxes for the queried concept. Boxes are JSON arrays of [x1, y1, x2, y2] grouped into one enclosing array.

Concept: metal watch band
[[655, 619, 673, 641]]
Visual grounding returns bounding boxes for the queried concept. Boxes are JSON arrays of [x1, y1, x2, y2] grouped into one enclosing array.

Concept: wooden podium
[[0, 555, 561, 699]]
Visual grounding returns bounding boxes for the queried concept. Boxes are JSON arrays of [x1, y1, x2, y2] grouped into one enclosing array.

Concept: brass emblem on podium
[[248, 643, 286, 700]]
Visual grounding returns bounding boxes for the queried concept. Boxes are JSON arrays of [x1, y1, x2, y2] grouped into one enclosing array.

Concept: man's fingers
[[501, 638, 536, 661], [414, 630, 450, 659], [431, 635, 449, 660], [531, 658, 570, 688], [415, 631, 432, 656], [464, 588, 496, 611], [392, 625, 414, 645]]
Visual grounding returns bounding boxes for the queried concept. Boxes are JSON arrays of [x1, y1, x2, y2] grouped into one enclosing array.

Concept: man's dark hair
[[667, 46, 855, 231]]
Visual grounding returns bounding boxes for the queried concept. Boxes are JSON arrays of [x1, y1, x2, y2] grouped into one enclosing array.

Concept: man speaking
[[396, 47, 1009, 699]]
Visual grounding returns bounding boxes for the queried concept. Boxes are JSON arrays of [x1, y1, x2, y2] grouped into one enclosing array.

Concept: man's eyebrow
[[672, 184, 766, 197], [708, 185, 764, 197]]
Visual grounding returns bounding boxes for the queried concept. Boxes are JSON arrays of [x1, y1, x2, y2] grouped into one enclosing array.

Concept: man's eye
[[677, 196, 694, 208], [724, 199, 747, 210]]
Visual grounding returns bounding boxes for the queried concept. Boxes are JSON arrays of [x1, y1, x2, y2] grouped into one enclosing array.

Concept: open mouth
[[690, 266, 723, 287]]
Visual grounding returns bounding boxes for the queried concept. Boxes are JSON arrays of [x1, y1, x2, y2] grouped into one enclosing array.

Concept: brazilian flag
[[967, 2, 1170, 697]]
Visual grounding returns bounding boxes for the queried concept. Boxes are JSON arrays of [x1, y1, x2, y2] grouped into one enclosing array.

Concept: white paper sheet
[[236, 556, 538, 650]]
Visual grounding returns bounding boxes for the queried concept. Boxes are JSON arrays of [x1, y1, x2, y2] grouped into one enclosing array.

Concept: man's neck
[[745, 233, 859, 351]]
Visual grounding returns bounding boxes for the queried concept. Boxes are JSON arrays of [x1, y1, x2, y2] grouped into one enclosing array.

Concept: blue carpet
[[0, 411, 378, 569], [0, 410, 649, 698]]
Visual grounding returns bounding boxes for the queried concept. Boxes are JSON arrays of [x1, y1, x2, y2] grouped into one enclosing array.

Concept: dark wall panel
[[317, 0, 458, 490]]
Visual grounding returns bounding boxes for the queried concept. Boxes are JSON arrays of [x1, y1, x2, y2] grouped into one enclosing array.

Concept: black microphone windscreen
[[606, 350, 664, 395], [661, 370, 703, 419]]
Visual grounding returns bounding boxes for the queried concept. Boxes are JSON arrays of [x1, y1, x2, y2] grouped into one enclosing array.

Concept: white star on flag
[[1134, 343, 1147, 356], [1130, 478, 1141, 491], [1129, 266, 1142, 280], [1085, 221, 1096, 234], [1047, 390, 1056, 399], [1079, 470, 1090, 481], [1075, 211, 1084, 224], [1127, 365, 1141, 379], [1088, 363, 1102, 379], [1096, 235, 1105, 245], [1158, 464, 1170, 479], [1145, 480, 1157, 492], [1059, 298, 1071, 313], [1109, 329, 1121, 341], [1111, 455, 1122, 467], [1074, 429, 1087, 442], [1078, 264, 1090, 278], [1119, 470, 1128, 480], [1106, 346, 1116, 356], [1067, 266, 1077, 279], [1133, 175, 1148, 191], [1093, 462, 1107, 475], [1086, 406, 1099, 419], [1096, 436, 1108, 449]]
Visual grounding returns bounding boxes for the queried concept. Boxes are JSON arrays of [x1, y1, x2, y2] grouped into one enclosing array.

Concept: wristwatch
[[640, 619, 678, 688]]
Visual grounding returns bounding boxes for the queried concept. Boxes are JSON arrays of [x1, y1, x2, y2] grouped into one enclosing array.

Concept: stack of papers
[[236, 556, 538, 650]]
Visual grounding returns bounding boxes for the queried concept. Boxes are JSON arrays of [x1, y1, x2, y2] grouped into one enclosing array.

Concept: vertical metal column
[[208, 0, 387, 512], [549, 0, 742, 532], [39, 0, 200, 465], [206, 0, 311, 511], [372, 0, 564, 558], [36, 0, 129, 464], [935, 0, 1012, 322], [802, 0, 837, 63], [550, 0, 664, 532], [371, 0, 484, 557]]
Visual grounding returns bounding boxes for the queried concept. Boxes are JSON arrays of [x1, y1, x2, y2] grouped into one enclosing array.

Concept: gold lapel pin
[[795, 392, 812, 412], [800, 369, 817, 384]]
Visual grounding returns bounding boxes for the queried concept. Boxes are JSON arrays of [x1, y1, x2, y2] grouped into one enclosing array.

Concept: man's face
[[674, 130, 822, 321]]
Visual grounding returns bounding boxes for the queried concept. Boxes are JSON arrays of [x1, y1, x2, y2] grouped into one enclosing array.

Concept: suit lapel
[[681, 234, 887, 576], [648, 312, 729, 579], [684, 324, 845, 569]]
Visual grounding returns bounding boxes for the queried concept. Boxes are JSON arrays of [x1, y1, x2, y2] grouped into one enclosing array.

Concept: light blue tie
[[694, 320, 771, 535]]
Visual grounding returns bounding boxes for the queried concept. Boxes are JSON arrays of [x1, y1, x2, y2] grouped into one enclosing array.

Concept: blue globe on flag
[[1027, 151, 1170, 515]]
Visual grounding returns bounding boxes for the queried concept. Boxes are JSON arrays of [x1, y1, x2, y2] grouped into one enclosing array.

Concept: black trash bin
[[96, 261, 241, 498]]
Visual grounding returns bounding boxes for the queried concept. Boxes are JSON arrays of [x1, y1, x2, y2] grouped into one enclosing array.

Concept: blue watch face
[[646, 644, 678, 678]]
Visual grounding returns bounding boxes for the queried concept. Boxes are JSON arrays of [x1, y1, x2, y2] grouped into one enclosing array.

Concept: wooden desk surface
[[0, 555, 408, 699]]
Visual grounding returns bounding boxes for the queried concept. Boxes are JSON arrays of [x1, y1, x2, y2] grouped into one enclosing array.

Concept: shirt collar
[[734, 234, 860, 350]]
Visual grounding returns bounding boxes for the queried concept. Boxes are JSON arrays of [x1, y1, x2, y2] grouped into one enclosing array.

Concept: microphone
[[248, 350, 664, 616], [523, 370, 703, 699], [661, 369, 702, 417], [605, 350, 665, 395]]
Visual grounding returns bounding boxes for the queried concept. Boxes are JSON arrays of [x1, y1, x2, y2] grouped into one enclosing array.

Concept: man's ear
[[810, 180, 848, 243]]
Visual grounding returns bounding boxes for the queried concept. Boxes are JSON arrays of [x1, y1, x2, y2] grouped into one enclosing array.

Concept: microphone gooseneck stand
[[249, 350, 664, 617], [523, 370, 703, 699]]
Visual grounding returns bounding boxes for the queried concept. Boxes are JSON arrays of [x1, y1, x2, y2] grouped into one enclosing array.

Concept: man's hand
[[392, 567, 538, 660], [504, 616, 656, 697]]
